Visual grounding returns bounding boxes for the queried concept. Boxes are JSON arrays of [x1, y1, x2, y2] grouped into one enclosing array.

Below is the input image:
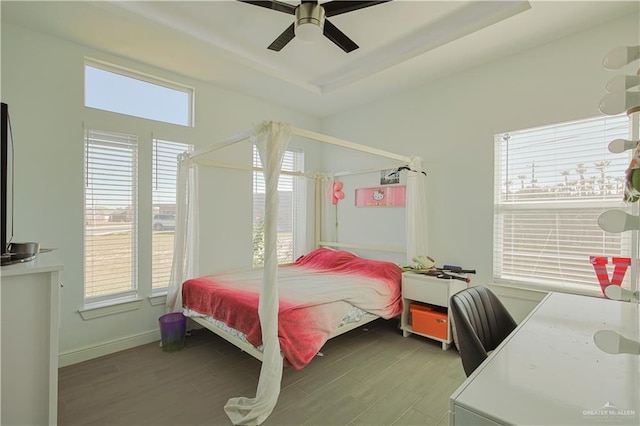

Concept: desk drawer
[[402, 275, 449, 306]]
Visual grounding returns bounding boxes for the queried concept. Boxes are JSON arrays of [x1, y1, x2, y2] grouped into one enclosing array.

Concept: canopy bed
[[166, 121, 428, 425]]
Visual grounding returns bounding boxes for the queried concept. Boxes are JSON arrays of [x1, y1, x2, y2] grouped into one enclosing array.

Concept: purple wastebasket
[[158, 312, 186, 352]]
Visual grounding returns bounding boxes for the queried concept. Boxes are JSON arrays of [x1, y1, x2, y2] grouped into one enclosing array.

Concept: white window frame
[[84, 129, 138, 304], [81, 59, 198, 312], [493, 114, 632, 296]]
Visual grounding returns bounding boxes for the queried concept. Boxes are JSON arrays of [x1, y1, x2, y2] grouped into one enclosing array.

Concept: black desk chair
[[450, 286, 517, 377]]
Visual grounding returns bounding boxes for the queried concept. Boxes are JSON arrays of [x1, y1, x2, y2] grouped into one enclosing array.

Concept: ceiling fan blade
[[323, 19, 358, 53], [268, 23, 296, 51], [322, 0, 391, 17], [237, 0, 296, 15]]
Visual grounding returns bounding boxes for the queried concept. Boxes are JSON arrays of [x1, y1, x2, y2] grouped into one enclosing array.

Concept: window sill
[[148, 292, 167, 307], [491, 280, 604, 300], [79, 297, 143, 320]]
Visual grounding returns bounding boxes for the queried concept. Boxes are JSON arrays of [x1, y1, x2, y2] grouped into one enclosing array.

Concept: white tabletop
[[451, 292, 640, 425], [0, 251, 63, 277]]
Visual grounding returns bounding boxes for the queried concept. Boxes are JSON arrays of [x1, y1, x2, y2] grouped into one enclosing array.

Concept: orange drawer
[[410, 303, 448, 340]]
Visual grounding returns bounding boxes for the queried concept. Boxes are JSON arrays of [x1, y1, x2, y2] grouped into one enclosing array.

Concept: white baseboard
[[58, 329, 161, 367]]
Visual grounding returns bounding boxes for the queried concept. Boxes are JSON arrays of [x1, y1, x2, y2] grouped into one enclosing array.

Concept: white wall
[[0, 21, 322, 364], [321, 13, 640, 321]]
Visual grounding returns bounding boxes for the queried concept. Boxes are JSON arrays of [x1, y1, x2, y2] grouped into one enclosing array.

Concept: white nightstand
[[400, 271, 467, 350]]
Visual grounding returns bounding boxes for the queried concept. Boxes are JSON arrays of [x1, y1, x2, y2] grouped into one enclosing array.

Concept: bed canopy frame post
[[188, 126, 411, 164], [315, 177, 322, 248], [189, 130, 252, 160], [292, 127, 411, 163], [405, 156, 429, 263]]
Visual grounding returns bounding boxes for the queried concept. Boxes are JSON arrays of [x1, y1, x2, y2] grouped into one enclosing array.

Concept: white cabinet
[[1, 252, 63, 425], [400, 272, 467, 350]]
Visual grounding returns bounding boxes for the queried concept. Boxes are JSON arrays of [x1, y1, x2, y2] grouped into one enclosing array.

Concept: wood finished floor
[[58, 319, 466, 425]]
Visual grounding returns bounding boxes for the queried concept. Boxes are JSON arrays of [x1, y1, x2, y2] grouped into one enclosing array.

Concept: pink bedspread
[[182, 248, 403, 369]]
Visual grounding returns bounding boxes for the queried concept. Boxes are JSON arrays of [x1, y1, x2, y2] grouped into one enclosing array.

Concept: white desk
[[449, 292, 640, 425]]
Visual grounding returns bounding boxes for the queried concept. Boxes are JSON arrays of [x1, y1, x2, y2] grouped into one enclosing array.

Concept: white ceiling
[[2, 1, 638, 117]]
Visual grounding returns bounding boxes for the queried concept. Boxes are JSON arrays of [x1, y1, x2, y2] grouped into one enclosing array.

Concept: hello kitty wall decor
[[355, 186, 406, 207]]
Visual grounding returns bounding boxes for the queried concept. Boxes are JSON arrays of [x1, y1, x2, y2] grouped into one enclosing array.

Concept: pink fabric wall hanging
[[332, 181, 345, 205]]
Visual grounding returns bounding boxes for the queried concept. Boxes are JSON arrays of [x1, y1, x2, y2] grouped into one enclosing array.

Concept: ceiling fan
[[237, 0, 391, 53]]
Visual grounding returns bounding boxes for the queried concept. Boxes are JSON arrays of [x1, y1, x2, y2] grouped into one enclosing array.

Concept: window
[[252, 145, 305, 267], [152, 139, 192, 291], [84, 130, 138, 302], [494, 114, 632, 294], [82, 60, 195, 307], [84, 60, 193, 126]]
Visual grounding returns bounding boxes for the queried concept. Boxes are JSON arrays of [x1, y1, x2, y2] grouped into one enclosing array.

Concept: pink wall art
[[355, 185, 406, 207]]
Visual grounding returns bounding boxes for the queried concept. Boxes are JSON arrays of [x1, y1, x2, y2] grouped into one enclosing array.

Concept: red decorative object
[[590, 256, 631, 297], [332, 181, 345, 205]]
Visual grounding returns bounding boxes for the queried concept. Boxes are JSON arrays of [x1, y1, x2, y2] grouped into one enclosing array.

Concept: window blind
[[84, 130, 138, 301], [152, 139, 191, 290], [494, 114, 632, 292], [252, 145, 304, 267]]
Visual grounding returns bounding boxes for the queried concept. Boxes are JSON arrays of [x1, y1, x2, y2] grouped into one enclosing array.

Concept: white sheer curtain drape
[[166, 152, 199, 312], [321, 175, 337, 244], [224, 121, 292, 425], [405, 156, 428, 263]]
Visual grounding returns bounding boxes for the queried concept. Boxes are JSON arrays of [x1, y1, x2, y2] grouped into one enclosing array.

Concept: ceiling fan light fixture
[[295, 3, 325, 42], [296, 22, 322, 41], [239, 0, 390, 52]]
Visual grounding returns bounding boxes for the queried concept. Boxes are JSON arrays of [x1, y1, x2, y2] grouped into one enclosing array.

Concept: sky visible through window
[[497, 114, 630, 195], [85, 65, 190, 126]]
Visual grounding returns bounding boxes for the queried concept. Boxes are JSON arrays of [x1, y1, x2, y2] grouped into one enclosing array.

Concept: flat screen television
[[1, 102, 13, 256]]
